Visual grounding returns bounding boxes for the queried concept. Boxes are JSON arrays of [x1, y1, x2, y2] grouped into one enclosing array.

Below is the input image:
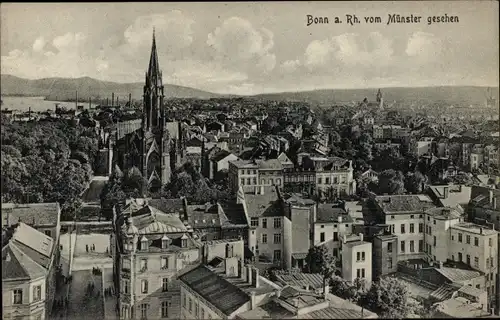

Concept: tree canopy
[[1, 117, 98, 219]]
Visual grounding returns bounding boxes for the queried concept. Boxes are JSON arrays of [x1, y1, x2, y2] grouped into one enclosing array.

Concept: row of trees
[[356, 169, 429, 196], [304, 245, 428, 318], [1, 115, 99, 219]]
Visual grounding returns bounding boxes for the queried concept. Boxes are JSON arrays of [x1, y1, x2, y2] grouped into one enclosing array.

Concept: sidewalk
[[102, 268, 118, 319]]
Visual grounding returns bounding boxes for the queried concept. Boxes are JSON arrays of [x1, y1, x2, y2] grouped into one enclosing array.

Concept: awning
[[292, 253, 308, 260]]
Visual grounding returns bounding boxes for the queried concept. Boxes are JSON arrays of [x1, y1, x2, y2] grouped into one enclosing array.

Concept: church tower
[[376, 89, 384, 109], [141, 29, 171, 191]]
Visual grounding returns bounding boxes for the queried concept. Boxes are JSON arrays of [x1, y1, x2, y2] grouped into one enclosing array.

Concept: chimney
[[480, 227, 483, 235], [251, 267, 260, 288], [323, 284, 330, 298], [250, 291, 257, 310], [247, 265, 253, 284], [111, 93, 115, 107], [275, 288, 281, 298], [106, 97, 109, 106], [359, 233, 364, 242], [225, 243, 231, 258], [225, 257, 237, 277], [493, 197, 497, 210], [89, 97, 91, 109], [305, 284, 310, 291], [202, 243, 209, 264], [443, 186, 449, 199], [338, 216, 343, 223], [438, 261, 444, 269], [254, 186, 259, 195], [116, 95, 119, 106]]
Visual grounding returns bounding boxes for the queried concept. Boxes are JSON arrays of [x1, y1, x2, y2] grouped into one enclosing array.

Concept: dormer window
[[140, 236, 149, 251], [181, 234, 188, 248], [161, 235, 170, 249]]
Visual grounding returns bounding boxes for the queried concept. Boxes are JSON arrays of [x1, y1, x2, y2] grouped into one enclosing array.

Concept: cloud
[[406, 31, 442, 60], [32, 37, 46, 53], [207, 17, 276, 74], [304, 32, 393, 70], [281, 59, 301, 73]]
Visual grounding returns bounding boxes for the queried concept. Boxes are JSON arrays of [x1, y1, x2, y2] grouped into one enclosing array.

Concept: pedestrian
[[92, 244, 95, 251], [86, 244, 89, 253]]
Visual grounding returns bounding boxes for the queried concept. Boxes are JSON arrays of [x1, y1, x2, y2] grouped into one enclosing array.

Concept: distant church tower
[[376, 89, 384, 109], [141, 30, 171, 191]]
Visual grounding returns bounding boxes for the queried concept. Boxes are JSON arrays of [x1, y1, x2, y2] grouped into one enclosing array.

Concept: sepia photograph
[[1, 1, 499, 319]]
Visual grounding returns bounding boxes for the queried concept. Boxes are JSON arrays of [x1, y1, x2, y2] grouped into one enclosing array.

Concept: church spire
[[147, 28, 161, 84]]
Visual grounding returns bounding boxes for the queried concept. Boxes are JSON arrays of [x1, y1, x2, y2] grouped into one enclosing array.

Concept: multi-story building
[[364, 194, 436, 261], [373, 231, 398, 279], [2, 222, 57, 320], [340, 233, 373, 288], [112, 198, 204, 319], [449, 222, 498, 309], [179, 255, 279, 319], [411, 137, 435, 157], [312, 203, 354, 259], [228, 159, 284, 193]]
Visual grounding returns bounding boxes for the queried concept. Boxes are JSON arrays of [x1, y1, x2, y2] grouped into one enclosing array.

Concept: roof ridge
[[8, 242, 45, 278]]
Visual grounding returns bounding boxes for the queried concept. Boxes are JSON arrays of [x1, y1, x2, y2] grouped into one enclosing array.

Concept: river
[[1, 96, 98, 112]]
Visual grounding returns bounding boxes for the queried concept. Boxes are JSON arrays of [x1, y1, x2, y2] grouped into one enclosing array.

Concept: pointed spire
[[148, 28, 160, 82]]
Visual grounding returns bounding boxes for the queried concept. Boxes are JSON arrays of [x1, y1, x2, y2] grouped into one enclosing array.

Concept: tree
[[405, 171, 428, 194], [377, 169, 406, 195], [361, 277, 415, 318], [305, 245, 338, 290]]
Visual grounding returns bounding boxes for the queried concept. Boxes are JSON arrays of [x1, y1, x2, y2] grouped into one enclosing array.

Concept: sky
[[1, 1, 499, 95]]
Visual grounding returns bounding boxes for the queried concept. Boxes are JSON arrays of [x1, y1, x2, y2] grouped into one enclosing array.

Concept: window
[[13, 289, 22, 304], [388, 258, 393, 269], [466, 235, 471, 244], [33, 285, 42, 302], [333, 232, 338, 241], [161, 301, 169, 318], [162, 278, 168, 292], [357, 269, 361, 278], [491, 258, 494, 268], [318, 177, 322, 184], [195, 302, 199, 318], [274, 250, 282, 262], [410, 240, 415, 253], [246, 178, 251, 185], [122, 258, 131, 270], [44, 230, 51, 237], [391, 215, 395, 220], [274, 234, 282, 244], [189, 298, 192, 312], [419, 240, 423, 252], [274, 218, 281, 229], [253, 177, 257, 185], [241, 178, 245, 185], [466, 254, 471, 265], [387, 242, 393, 253], [262, 218, 267, 229], [326, 177, 330, 184], [433, 219, 436, 225], [161, 257, 168, 270], [251, 218, 259, 227], [427, 216, 430, 221], [490, 238, 493, 247], [401, 224, 406, 234], [357, 252, 361, 261], [429, 226, 432, 235], [419, 223, 423, 233], [400, 241, 405, 253], [458, 233, 463, 242], [433, 236, 436, 247], [458, 252, 463, 262], [141, 280, 148, 294], [140, 259, 148, 272], [123, 280, 130, 294], [361, 268, 365, 278], [262, 234, 267, 243], [410, 215, 414, 219], [474, 237, 479, 247], [321, 225, 325, 228], [410, 223, 414, 233], [474, 257, 479, 267], [362, 251, 366, 261], [320, 232, 325, 242], [140, 304, 148, 319]]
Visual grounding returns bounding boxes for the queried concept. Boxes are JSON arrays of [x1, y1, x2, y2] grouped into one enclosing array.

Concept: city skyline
[[1, 1, 499, 95]]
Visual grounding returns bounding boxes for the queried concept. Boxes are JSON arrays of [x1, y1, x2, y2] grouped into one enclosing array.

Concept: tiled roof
[[430, 284, 458, 301], [277, 152, 293, 165], [436, 267, 482, 283], [179, 265, 250, 316], [316, 204, 352, 223], [219, 202, 248, 227], [12, 223, 54, 261], [210, 150, 232, 162], [375, 195, 436, 214], [256, 159, 283, 170], [425, 207, 462, 220], [229, 159, 259, 169], [147, 198, 184, 214], [273, 271, 324, 290], [244, 188, 284, 218], [283, 193, 316, 206], [2, 243, 47, 281], [1, 202, 60, 227]]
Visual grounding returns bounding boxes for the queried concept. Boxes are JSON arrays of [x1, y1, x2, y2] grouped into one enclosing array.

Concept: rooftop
[[273, 270, 324, 291], [425, 207, 462, 220], [374, 195, 435, 214], [244, 187, 284, 218], [435, 266, 483, 283], [451, 222, 497, 236], [1, 202, 60, 227], [316, 204, 352, 223], [428, 185, 472, 208], [434, 297, 491, 318]]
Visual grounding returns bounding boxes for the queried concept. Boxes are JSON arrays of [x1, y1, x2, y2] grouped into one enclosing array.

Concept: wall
[[314, 221, 352, 258], [373, 236, 398, 279], [385, 213, 425, 261], [256, 216, 285, 266], [2, 277, 46, 319]]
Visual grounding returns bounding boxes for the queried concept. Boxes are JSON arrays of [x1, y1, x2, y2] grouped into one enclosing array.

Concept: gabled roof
[[316, 204, 352, 223], [2, 202, 60, 227], [12, 222, 54, 261], [179, 265, 250, 316], [374, 195, 436, 214], [2, 243, 47, 281]]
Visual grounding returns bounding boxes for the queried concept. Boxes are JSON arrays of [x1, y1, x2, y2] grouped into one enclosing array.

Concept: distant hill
[[252, 86, 499, 107], [0, 74, 221, 101]]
